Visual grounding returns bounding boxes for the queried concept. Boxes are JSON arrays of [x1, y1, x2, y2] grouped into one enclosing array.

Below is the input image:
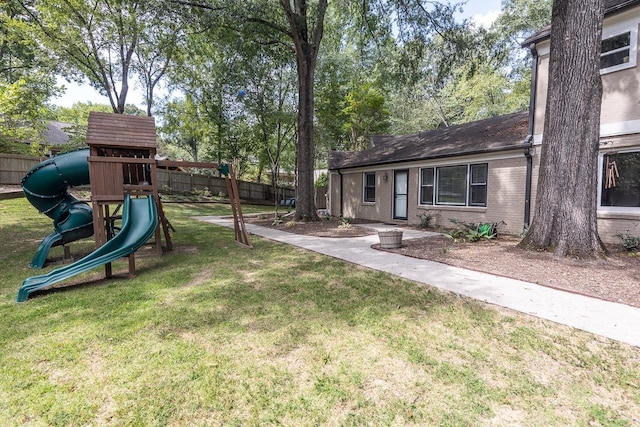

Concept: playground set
[[17, 112, 251, 302]]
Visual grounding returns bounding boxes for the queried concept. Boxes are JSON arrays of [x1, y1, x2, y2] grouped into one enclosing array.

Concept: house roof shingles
[[329, 111, 529, 170], [521, 0, 640, 47], [44, 121, 72, 146]]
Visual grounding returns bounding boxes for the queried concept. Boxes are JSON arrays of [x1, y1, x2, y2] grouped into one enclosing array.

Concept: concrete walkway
[[196, 216, 640, 347]]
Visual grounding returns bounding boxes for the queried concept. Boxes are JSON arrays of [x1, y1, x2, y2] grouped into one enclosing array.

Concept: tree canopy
[[4, 0, 552, 208]]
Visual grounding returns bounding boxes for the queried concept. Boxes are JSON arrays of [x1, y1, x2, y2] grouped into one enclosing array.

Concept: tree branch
[[245, 16, 293, 38], [164, 0, 225, 12]]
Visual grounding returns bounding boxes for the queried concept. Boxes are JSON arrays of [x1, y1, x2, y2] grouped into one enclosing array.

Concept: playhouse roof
[[86, 112, 157, 149], [329, 111, 529, 170]]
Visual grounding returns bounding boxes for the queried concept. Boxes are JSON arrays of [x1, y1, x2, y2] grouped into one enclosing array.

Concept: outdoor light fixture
[[383, 173, 389, 182]]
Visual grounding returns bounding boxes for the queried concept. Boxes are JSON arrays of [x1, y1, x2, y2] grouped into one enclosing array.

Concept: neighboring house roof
[[43, 121, 73, 146], [522, 0, 640, 47], [329, 111, 529, 170]]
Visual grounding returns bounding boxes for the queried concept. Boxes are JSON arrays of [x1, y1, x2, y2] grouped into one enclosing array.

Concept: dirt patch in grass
[[246, 217, 640, 308]]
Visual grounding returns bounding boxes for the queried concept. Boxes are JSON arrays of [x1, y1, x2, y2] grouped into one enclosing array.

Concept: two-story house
[[327, 0, 640, 243]]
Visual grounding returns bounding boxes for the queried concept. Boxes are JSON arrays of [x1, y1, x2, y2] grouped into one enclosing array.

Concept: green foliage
[[416, 210, 440, 228], [160, 96, 208, 162], [7, 0, 552, 215], [0, 2, 61, 155], [494, 0, 553, 46], [7, 0, 555, 191], [26, 0, 175, 113], [165, 18, 296, 181], [465, 226, 497, 243], [444, 65, 530, 123], [242, 51, 297, 185], [342, 82, 390, 151], [314, 49, 351, 151], [446, 219, 501, 243], [1, 1, 56, 85], [386, 0, 552, 134], [338, 216, 352, 229], [444, 228, 466, 242], [190, 187, 212, 198], [51, 102, 137, 126], [315, 172, 329, 188], [0, 75, 58, 155], [615, 231, 640, 252]]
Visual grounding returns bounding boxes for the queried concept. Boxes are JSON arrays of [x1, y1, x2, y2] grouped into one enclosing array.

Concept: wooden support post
[[148, 160, 171, 253], [128, 254, 136, 278], [157, 159, 251, 248], [63, 246, 72, 262], [225, 165, 252, 248]]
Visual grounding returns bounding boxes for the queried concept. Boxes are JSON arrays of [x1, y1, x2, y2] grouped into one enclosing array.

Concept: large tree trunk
[[281, 0, 327, 221], [294, 47, 319, 220], [520, 0, 606, 257]]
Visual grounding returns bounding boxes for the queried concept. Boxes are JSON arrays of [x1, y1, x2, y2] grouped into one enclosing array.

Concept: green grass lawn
[[1, 197, 639, 426]]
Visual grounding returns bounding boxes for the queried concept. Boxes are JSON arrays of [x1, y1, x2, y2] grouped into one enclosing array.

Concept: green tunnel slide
[[18, 150, 159, 302], [21, 148, 94, 268]]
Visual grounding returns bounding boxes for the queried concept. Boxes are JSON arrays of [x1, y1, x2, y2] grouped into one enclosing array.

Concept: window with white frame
[[600, 28, 637, 73], [469, 164, 488, 206], [601, 151, 640, 208], [363, 172, 376, 203], [420, 168, 434, 205], [420, 163, 488, 207]]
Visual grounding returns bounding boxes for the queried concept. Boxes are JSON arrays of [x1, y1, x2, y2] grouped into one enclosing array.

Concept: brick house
[[328, 0, 640, 243]]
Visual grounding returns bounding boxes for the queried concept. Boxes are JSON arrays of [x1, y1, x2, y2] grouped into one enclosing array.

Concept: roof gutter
[[605, 0, 640, 15], [523, 43, 539, 229], [522, 0, 640, 46]]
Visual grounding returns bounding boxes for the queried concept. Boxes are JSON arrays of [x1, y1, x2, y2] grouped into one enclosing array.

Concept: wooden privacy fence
[[156, 169, 296, 203], [1, 153, 298, 204], [0, 154, 45, 185]]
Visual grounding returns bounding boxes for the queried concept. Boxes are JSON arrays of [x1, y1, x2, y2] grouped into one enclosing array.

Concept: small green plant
[[191, 187, 212, 198], [416, 210, 440, 228], [444, 228, 466, 242], [449, 218, 479, 232], [615, 231, 640, 252], [469, 223, 497, 242], [338, 217, 352, 229], [446, 219, 501, 242], [474, 222, 501, 242]]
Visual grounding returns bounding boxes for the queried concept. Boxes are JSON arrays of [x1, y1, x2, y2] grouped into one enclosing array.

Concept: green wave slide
[[17, 195, 158, 303]]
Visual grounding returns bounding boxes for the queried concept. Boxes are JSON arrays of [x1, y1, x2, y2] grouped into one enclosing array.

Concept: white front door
[[393, 170, 408, 220]]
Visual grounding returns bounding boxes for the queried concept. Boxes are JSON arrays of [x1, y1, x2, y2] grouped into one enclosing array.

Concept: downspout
[[524, 143, 533, 228], [523, 43, 539, 229], [338, 169, 344, 218]]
